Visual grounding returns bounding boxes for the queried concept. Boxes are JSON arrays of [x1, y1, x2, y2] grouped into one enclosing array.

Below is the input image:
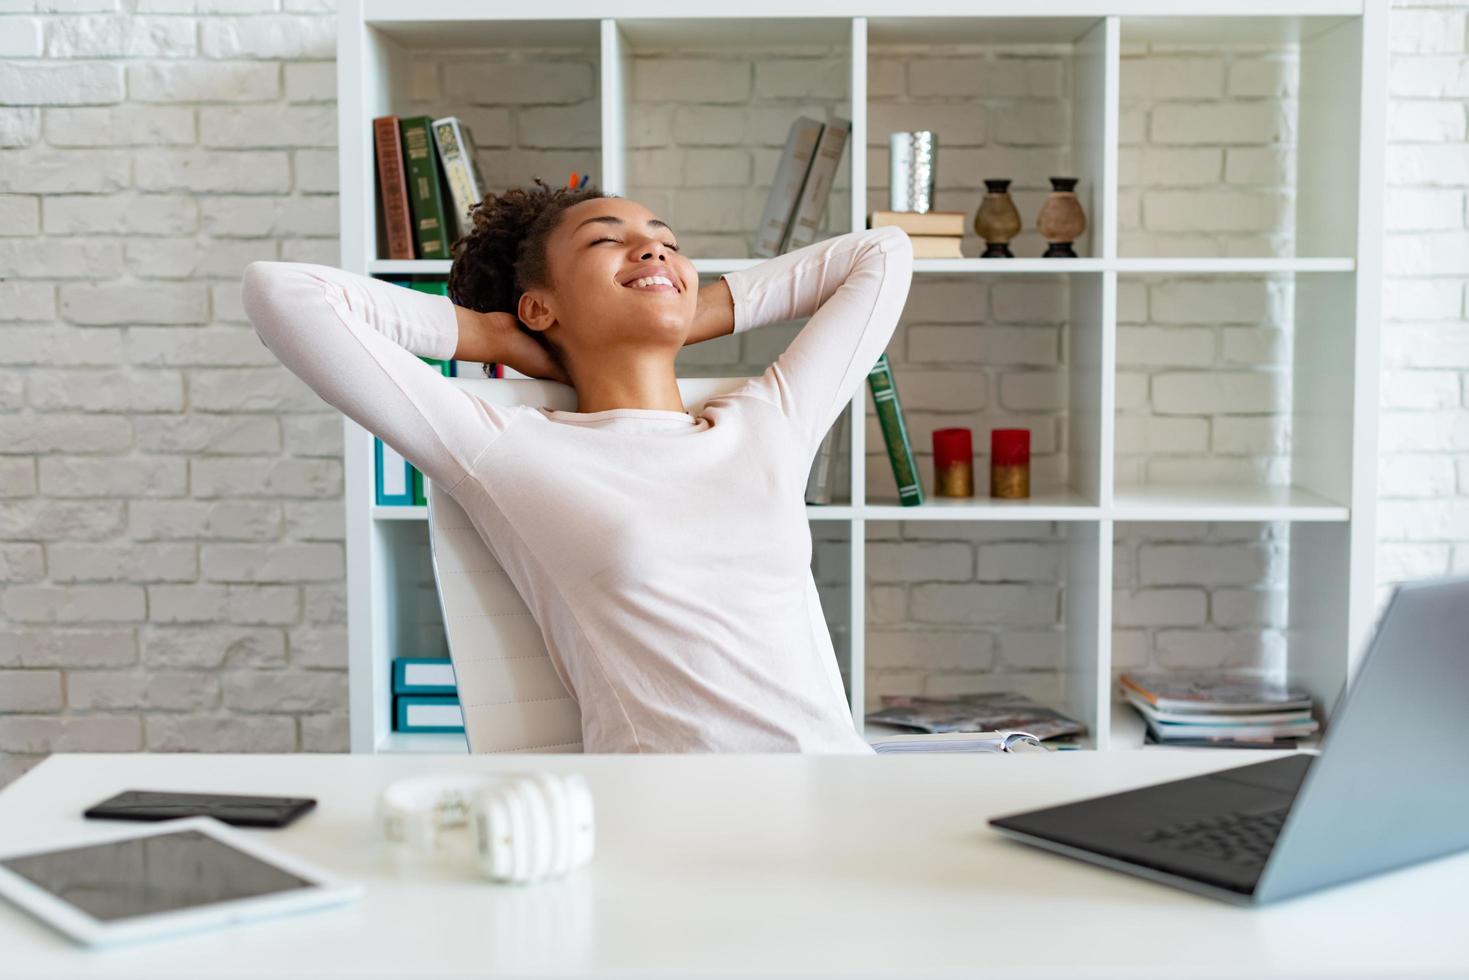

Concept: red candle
[[932, 427, 973, 497], [990, 428, 1030, 498]]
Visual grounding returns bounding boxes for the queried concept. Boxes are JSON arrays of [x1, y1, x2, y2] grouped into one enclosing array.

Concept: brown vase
[[1036, 177, 1086, 258], [974, 179, 1022, 258]]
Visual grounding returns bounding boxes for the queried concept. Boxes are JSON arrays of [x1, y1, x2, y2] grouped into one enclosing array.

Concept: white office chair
[[426, 375, 754, 754]]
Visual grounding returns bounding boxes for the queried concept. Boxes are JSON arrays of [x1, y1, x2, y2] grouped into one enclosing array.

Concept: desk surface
[[2, 751, 1466, 980]]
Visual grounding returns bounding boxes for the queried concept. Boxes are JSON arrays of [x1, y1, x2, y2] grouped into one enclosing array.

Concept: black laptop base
[[988, 754, 1315, 898]]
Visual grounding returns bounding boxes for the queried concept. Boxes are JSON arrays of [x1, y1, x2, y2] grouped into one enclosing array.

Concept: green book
[[399, 116, 452, 261], [867, 352, 923, 507]]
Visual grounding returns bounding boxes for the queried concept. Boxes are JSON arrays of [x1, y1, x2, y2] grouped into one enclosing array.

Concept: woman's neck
[[567, 355, 686, 415]]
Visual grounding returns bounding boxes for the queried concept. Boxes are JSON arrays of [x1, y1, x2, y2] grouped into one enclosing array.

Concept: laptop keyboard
[[1139, 805, 1291, 868]]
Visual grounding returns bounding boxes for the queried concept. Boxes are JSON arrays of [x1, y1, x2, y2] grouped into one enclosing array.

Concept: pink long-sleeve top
[[241, 224, 915, 753]]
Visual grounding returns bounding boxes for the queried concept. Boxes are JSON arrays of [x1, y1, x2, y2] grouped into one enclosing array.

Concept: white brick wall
[[1, 1, 1464, 786]]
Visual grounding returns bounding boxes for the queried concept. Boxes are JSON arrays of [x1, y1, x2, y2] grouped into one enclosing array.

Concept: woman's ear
[[517, 290, 555, 334]]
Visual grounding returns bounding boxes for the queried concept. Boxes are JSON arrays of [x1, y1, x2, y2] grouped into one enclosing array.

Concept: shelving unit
[[338, 1, 1385, 754]]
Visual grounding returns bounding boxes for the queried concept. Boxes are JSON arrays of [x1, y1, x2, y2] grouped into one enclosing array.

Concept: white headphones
[[377, 772, 595, 884]]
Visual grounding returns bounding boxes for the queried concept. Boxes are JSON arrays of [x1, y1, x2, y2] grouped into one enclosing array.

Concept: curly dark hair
[[446, 177, 610, 378]]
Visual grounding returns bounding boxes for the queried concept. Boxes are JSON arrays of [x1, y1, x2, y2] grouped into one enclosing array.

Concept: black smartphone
[[83, 789, 318, 829]]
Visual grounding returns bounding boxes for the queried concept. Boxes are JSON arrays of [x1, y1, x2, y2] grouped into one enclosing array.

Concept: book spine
[[393, 695, 465, 733], [869, 210, 967, 236], [867, 352, 923, 506], [400, 116, 451, 260], [373, 116, 416, 260], [782, 116, 850, 253], [431, 116, 486, 240], [753, 117, 824, 258]]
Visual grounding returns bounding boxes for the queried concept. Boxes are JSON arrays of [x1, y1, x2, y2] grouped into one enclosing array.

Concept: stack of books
[[754, 115, 851, 257], [865, 691, 1087, 748], [391, 657, 464, 733], [869, 209, 965, 258], [1119, 671, 1319, 748]]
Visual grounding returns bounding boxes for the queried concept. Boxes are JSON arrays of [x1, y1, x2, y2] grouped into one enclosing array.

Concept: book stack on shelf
[[1119, 672, 1319, 748], [392, 657, 465, 734], [869, 209, 965, 258]]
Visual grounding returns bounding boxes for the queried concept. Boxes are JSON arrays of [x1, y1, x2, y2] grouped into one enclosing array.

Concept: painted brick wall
[[1, 1, 1464, 788]]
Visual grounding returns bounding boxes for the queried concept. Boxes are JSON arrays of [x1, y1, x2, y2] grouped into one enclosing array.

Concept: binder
[[392, 657, 458, 695], [374, 437, 414, 506], [393, 695, 465, 733]]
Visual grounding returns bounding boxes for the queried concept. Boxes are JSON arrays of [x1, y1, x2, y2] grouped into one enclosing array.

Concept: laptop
[[988, 574, 1469, 906]]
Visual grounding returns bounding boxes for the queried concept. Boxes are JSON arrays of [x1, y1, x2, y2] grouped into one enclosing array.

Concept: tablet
[[0, 815, 363, 948]]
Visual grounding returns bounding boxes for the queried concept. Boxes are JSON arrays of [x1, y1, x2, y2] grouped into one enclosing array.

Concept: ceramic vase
[[974, 179, 1022, 258], [1036, 177, 1086, 258]]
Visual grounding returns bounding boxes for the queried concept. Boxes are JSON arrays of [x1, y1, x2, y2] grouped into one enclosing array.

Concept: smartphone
[[83, 789, 318, 829]]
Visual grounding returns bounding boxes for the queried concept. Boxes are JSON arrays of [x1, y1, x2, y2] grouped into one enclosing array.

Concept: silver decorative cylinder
[[887, 131, 937, 213], [908, 130, 936, 213]]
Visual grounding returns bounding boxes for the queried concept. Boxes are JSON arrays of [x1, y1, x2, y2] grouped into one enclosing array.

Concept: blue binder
[[392, 657, 458, 695], [394, 695, 464, 733]]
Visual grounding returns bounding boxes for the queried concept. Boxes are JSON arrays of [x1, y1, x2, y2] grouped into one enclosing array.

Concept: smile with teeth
[[626, 276, 677, 291]]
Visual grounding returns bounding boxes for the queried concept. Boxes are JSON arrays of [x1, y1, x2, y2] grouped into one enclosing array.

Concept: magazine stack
[[1119, 671, 1319, 748]]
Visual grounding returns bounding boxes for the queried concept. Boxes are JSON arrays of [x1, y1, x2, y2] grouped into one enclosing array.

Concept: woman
[[240, 179, 914, 753]]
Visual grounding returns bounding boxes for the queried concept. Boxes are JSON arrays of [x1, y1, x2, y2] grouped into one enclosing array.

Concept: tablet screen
[[0, 828, 314, 922]]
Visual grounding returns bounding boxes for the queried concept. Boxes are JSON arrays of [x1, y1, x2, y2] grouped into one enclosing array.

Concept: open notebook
[[866, 727, 1050, 754]]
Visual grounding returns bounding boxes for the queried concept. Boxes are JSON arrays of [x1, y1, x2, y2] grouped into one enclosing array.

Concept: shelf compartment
[[863, 519, 1109, 747], [602, 17, 856, 257], [1110, 515, 1344, 751], [347, 18, 604, 268], [1117, 14, 1364, 260], [1113, 270, 1355, 511], [865, 16, 1116, 261], [864, 271, 1107, 510]]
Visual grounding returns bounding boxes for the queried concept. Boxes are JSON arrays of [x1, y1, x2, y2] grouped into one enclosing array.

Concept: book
[[393, 694, 464, 733], [867, 352, 923, 506], [870, 210, 967, 236], [432, 115, 489, 240], [1119, 671, 1313, 713], [1139, 713, 1319, 742], [909, 235, 964, 259], [1121, 689, 1310, 727], [781, 116, 850, 253], [373, 115, 416, 260], [805, 407, 849, 505], [391, 657, 458, 695], [753, 116, 824, 258], [399, 115, 453, 261], [866, 691, 1087, 741], [375, 436, 414, 506]]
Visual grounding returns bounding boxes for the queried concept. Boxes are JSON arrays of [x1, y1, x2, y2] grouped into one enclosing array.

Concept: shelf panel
[[1112, 484, 1348, 522], [377, 731, 469, 754], [863, 490, 1099, 521], [1111, 258, 1354, 274], [370, 257, 1355, 278]]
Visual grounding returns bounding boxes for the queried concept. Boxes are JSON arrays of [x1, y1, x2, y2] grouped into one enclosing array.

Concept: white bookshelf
[[337, 1, 1386, 754]]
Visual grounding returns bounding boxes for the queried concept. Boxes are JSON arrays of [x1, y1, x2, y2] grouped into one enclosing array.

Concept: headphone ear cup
[[476, 785, 516, 882], [562, 773, 595, 867], [513, 776, 554, 882], [532, 773, 572, 877]]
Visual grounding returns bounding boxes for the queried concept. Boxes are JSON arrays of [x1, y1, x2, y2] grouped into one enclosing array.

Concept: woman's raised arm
[[240, 261, 518, 496], [716, 226, 914, 460]]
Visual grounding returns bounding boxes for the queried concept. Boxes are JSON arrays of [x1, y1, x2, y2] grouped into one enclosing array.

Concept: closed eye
[[593, 236, 679, 252]]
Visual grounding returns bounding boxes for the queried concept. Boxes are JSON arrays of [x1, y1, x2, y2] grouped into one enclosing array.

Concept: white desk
[[2, 751, 1466, 980]]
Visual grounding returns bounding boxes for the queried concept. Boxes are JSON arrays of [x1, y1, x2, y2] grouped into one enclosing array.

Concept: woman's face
[[519, 197, 699, 363]]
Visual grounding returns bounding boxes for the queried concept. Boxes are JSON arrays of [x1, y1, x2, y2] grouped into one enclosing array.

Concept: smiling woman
[[239, 178, 913, 754], [447, 179, 735, 415]]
